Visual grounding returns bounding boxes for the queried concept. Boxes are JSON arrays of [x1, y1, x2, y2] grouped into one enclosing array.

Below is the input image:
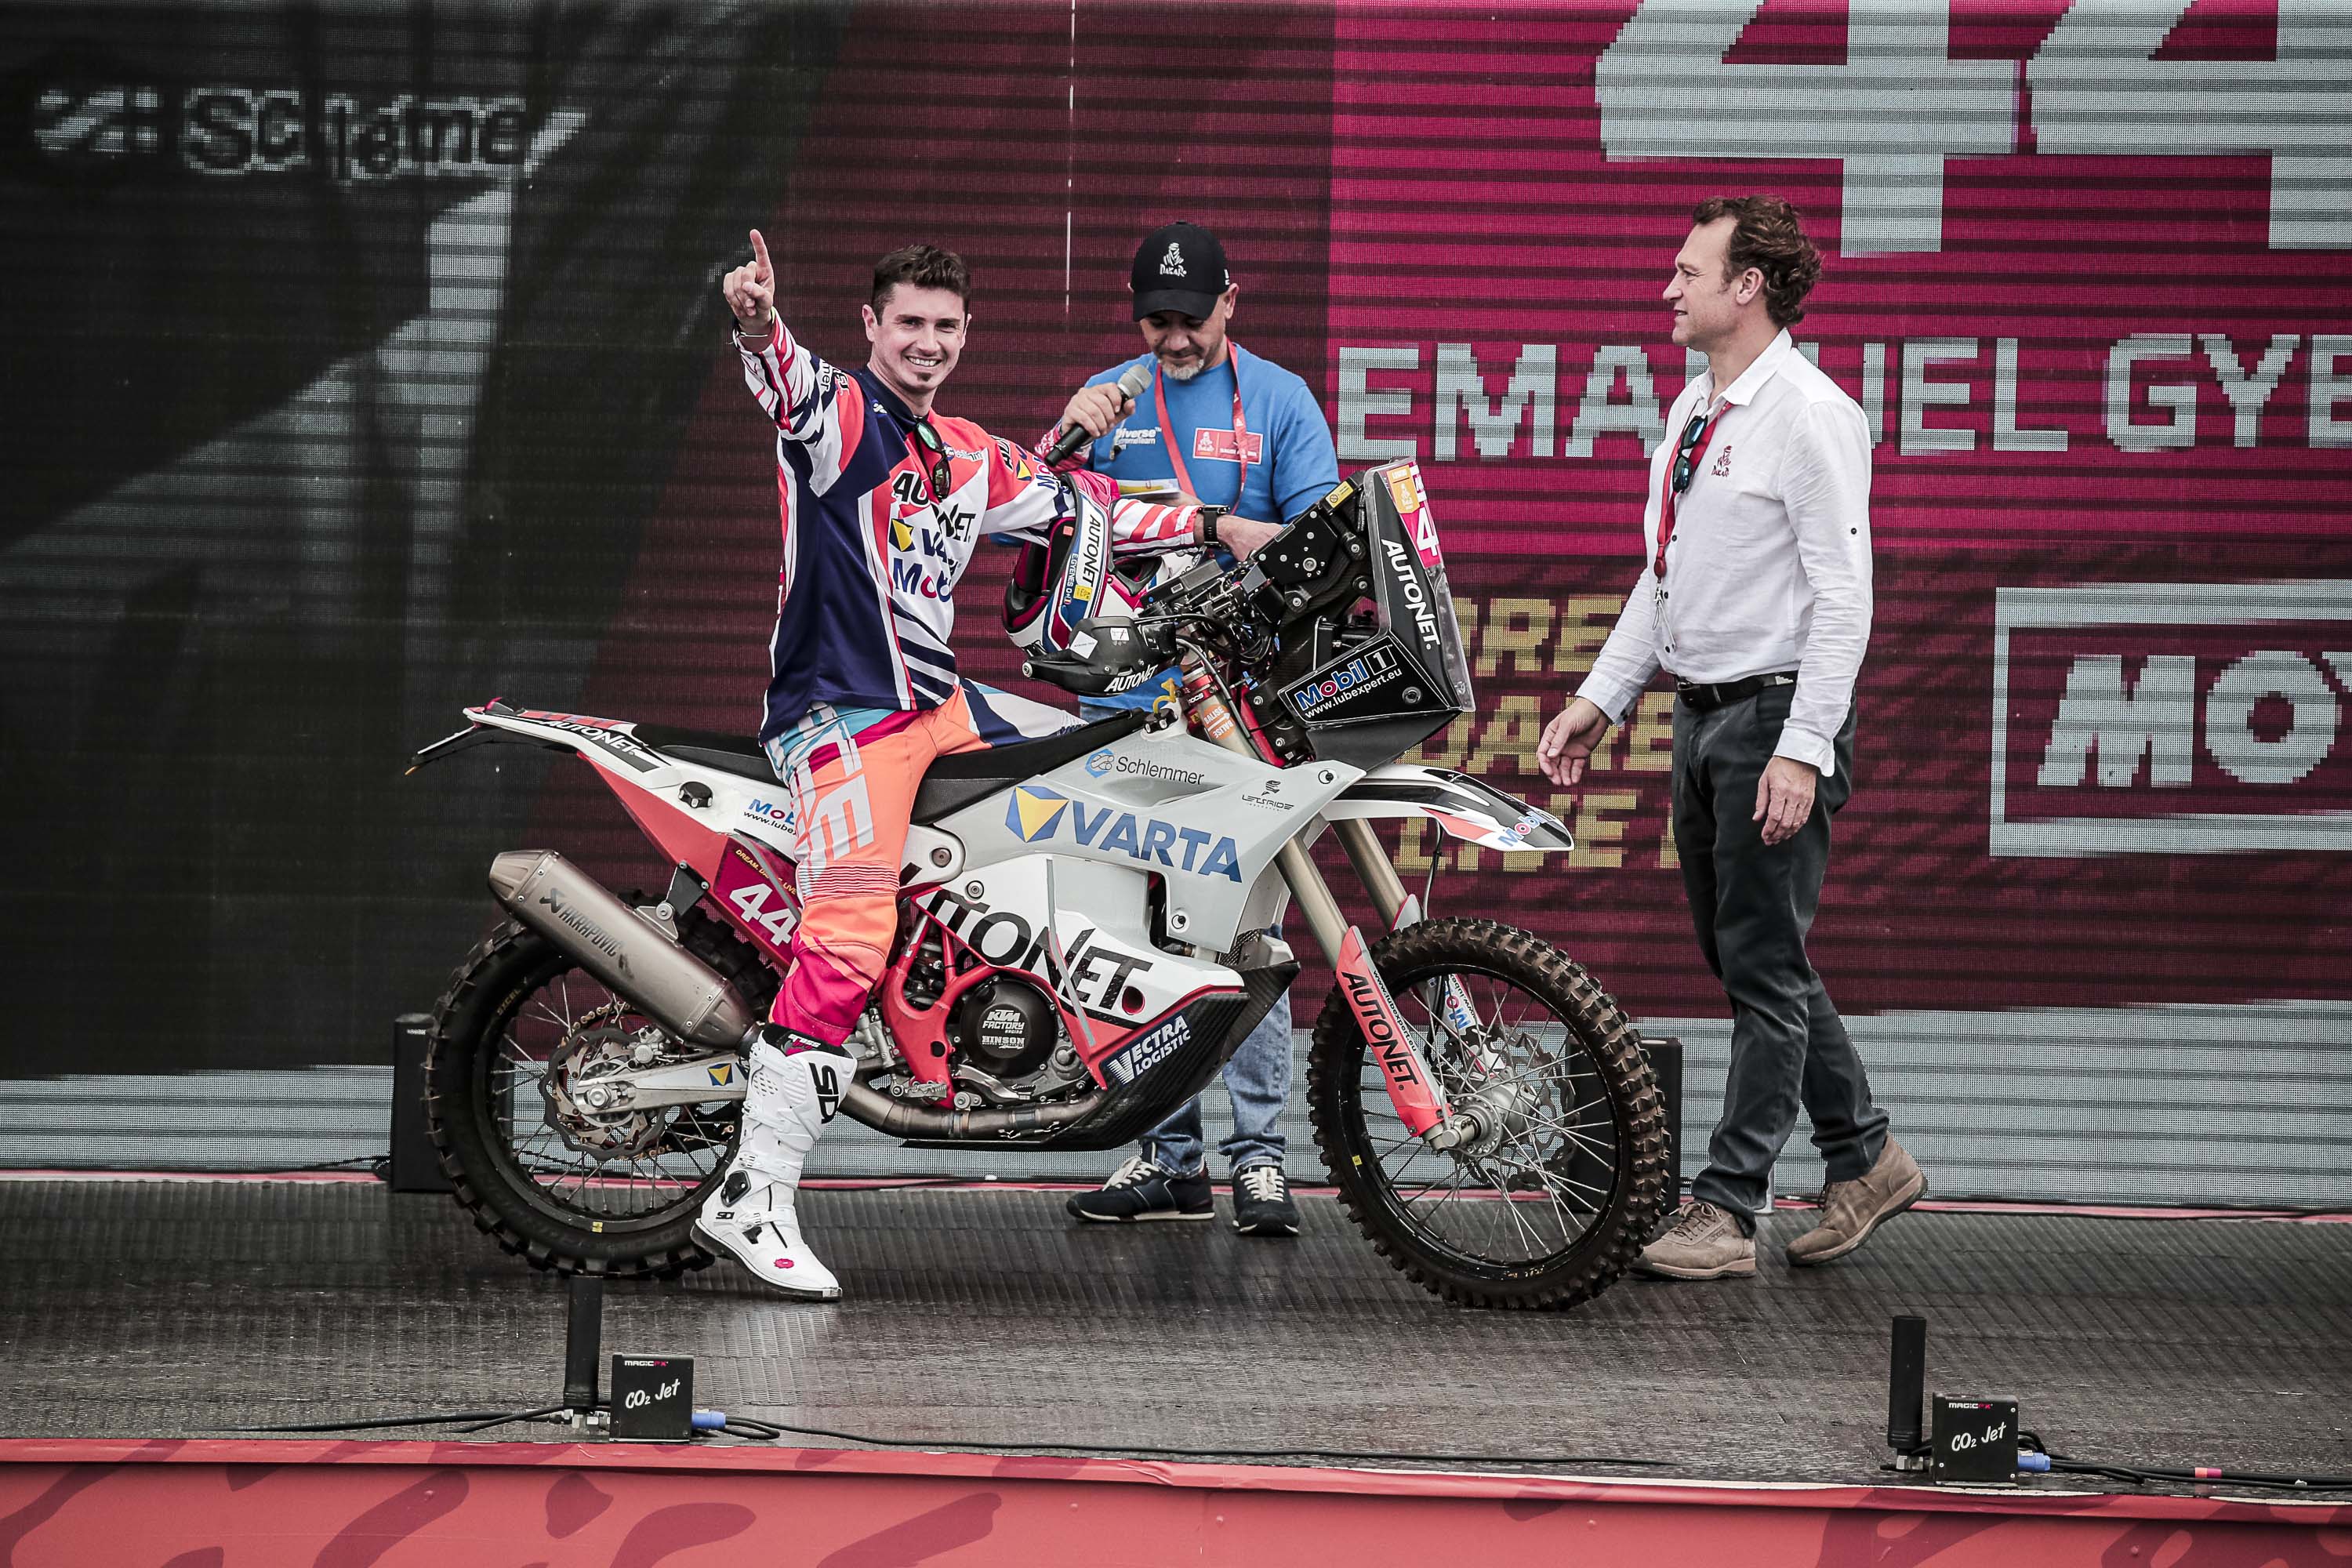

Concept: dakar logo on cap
[[1160, 241, 1186, 277]]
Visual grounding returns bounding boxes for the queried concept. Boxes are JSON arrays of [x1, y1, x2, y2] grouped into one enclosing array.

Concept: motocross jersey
[[735, 321, 1199, 744]]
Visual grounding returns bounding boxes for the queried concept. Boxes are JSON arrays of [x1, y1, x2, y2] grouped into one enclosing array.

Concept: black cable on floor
[[213, 1408, 577, 1435], [2020, 1434, 2352, 1493], [1878, 1434, 2352, 1494], [455, 1404, 573, 1436], [713, 1417, 1671, 1470], [216, 1403, 1664, 1471]]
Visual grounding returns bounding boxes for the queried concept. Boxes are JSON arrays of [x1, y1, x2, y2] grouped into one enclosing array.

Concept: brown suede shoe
[[1632, 1200, 1756, 1280], [1787, 1138, 1926, 1267]]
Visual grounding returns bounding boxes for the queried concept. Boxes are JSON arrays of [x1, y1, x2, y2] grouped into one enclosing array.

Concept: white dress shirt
[[1577, 329, 1874, 776]]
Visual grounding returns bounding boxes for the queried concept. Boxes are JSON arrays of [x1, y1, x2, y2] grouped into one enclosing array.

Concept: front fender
[[1320, 764, 1573, 853]]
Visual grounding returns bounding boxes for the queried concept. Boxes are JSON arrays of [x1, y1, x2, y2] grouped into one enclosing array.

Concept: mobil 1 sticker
[[1283, 641, 1404, 721]]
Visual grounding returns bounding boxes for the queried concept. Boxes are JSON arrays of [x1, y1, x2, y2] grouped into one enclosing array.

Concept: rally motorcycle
[[410, 460, 1668, 1308]]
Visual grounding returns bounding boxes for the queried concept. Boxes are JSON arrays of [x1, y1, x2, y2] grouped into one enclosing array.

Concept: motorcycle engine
[[946, 978, 1080, 1104]]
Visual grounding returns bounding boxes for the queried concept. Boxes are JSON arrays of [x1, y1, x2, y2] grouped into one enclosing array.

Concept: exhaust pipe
[[840, 1080, 1108, 1140], [488, 850, 754, 1049], [491, 849, 1114, 1139]]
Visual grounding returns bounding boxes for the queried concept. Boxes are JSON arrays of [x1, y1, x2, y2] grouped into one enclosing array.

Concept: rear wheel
[[1306, 917, 1668, 1309], [423, 905, 774, 1276]]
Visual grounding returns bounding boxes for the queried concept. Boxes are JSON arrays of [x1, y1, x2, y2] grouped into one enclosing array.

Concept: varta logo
[[1007, 786, 1073, 842], [1004, 786, 1242, 880]]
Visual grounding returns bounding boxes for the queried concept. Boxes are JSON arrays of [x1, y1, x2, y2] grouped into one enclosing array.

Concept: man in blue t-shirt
[[1049, 220, 1341, 1239]]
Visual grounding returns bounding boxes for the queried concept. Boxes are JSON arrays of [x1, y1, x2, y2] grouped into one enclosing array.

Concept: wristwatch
[[1197, 506, 1226, 548]]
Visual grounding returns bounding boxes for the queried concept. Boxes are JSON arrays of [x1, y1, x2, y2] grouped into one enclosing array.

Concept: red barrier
[[2, 1438, 2346, 1566]]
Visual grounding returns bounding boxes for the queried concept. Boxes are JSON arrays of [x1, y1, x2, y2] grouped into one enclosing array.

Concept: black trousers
[[1672, 683, 1886, 1232]]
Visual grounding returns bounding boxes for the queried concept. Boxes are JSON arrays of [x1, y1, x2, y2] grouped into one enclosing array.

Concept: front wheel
[[1306, 917, 1668, 1309]]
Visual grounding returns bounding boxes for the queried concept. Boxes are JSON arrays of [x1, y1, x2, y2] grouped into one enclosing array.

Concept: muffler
[[488, 850, 754, 1049]]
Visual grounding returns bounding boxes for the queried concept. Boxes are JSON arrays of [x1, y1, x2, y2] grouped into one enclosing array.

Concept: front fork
[[1181, 657, 1486, 1149], [1316, 826, 1495, 1151]]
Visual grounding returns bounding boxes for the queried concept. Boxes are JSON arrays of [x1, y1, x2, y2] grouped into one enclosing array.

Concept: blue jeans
[[1081, 701, 1292, 1176], [1140, 994, 1292, 1177]]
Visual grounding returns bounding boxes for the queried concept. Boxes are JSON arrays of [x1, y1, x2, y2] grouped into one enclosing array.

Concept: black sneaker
[[1231, 1165, 1301, 1236], [1065, 1156, 1213, 1223]]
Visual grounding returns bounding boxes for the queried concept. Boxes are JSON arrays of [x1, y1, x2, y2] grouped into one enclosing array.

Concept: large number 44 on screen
[[1595, 0, 2348, 255]]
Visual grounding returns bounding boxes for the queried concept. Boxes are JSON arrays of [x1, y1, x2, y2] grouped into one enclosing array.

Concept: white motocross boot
[[693, 1027, 854, 1301]]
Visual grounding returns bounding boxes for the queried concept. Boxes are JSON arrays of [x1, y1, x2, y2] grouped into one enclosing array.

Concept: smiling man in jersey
[[701, 229, 1216, 1301], [1042, 221, 1341, 1238]]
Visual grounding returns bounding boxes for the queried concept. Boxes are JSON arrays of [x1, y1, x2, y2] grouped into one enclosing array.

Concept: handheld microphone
[[1045, 360, 1154, 464]]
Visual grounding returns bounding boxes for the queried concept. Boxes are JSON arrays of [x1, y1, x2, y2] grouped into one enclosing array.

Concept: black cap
[[1131, 222, 1230, 321]]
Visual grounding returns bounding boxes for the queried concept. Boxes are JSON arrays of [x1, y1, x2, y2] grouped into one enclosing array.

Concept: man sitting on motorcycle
[[706, 230, 1259, 1300]]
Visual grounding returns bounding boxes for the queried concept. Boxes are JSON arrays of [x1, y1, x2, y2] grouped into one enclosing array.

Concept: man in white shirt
[[1537, 196, 1924, 1281]]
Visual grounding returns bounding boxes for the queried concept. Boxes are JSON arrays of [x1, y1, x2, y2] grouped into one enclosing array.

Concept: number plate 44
[[713, 840, 798, 956]]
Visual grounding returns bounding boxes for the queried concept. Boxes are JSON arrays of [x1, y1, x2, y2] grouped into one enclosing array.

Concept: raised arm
[[723, 228, 870, 493]]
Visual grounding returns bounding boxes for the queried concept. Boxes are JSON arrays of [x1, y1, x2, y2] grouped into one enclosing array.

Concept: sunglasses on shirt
[[1669, 407, 1711, 497], [908, 417, 956, 503]]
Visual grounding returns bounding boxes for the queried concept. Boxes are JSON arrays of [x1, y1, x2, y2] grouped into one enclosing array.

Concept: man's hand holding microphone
[[1047, 372, 1280, 560]]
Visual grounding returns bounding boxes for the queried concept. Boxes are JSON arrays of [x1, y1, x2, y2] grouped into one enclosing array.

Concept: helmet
[[1003, 472, 1200, 656]]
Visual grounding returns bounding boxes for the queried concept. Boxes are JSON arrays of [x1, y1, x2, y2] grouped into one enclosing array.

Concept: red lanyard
[[1653, 402, 1726, 581], [1155, 342, 1250, 510]]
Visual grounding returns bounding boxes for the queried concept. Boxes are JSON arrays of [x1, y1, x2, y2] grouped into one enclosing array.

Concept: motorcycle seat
[[628, 724, 775, 783], [628, 710, 1152, 824], [911, 710, 1149, 826]]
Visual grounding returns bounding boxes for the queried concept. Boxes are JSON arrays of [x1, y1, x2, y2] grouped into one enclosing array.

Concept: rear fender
[[1320, 764, 1573, 854], [412, 702, 768, 894]]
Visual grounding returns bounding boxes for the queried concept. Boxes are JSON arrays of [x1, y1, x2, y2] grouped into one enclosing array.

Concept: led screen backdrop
[[3, 1, 2346, 1200]]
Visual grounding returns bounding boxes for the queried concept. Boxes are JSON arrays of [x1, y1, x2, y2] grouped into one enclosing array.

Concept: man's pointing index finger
[[749, 228, 772, 281]]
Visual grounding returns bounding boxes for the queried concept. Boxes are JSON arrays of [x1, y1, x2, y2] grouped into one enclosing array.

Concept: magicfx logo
[[1004, 787, 1243, 880]]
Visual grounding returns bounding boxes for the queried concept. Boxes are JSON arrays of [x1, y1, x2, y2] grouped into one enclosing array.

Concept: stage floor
[[2, 1178, 2345, 1490]]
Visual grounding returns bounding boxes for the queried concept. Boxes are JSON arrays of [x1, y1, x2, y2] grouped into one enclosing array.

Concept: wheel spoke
[[459, 947, 746, 1241], [1323, 937, 1660, 1291]]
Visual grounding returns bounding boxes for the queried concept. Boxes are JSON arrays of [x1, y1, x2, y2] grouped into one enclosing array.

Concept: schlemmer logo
[[1991, 581, 2352, 856], [1087, 752, 1207, 786], [1004, 786, 1242, 880], [29, 70, 560, 186], [1290, 644, 1401, 718]]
